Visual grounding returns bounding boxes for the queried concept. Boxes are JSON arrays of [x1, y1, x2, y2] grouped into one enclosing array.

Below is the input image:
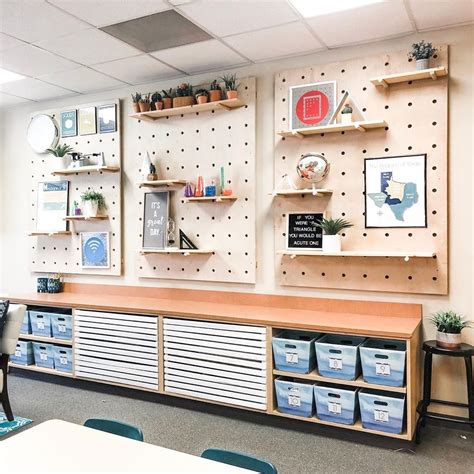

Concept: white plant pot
[[436, 331, 461, 349], [341, 113, 352, 124], [323, 234, 341, 253], [55, 156, 70, 170], [84, 200, 98, 217], [416, 58, 430, 70]]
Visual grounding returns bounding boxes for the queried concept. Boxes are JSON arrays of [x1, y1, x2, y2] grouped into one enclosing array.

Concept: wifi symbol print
[[84, 236, 106, 265]]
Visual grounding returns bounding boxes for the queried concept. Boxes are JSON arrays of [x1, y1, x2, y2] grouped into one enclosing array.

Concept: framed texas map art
[[364, 154, 427, 228]]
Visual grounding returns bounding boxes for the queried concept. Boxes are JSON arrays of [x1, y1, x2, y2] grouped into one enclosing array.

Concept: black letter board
[[287, 213, 324, 250], [142, 192, 169, 249]]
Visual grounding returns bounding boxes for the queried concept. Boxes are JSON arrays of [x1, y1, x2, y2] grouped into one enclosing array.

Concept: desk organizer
[[53, 346, 73, 373], [272, 330, 320, 373], [30, 311, 53, 337], [359, 389, 405, 434], [314, 384, 359, 425], [10, 341, 34, 366], [275, 377, 314, 417], [51, 314, 73, 340], [32, 342, 55, 369]]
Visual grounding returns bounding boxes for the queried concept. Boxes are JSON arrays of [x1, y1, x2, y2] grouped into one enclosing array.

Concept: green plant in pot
[[408, 40, 437, 70], [161, 88, 174, 109], [139, 92, 151, 113], [340, 102, 353, 124], [431, 311, 471, 349], [46, 143, 74, 170], [220, 73, 239, 99], [317, 217, 353, 252], [131, 92, 141, 113], [81, 190, 106, 218], [209, 79, 222, 102], [173, 83, 194, 108], [151, 92, 163, 111], [195, 88, 209, 105]]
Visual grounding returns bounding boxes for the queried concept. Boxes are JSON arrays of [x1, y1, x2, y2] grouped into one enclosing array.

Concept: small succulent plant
[[81, 190, 106, 210], [209, 79, 222, 91], [151, 92, 162, 102], [195, 88, 209, 98], [431, 311, 472, 334], [161, 88, 175, 98], [220, 73, 238, 91], [175, 82, 193, 97], [46, 143, 74, 157], [131, 92, 142, 103], [140, 92, 151, 103], [408, 41, 437, 60], [316, 217, 353, 235]]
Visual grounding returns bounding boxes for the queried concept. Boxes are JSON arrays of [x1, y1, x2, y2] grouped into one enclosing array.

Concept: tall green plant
[[431, 311, 471, 334], [220, 73, 238, 91]]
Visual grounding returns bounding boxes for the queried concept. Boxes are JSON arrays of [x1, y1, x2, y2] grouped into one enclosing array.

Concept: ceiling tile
[[409, 0, 474, 30], [0, 33, 26, 52], [0, 91, 32, 108], [48, 0, 170, 27], [39, 67, 126, 93], [0, 44, 79, 77], [0, 78, 76, 101], [151, 39, 248, 74], [224, 22, 324, 62], [177, 0, 299, 37], [35, 28, 141, 65], [91, 55, 181, 85], [306, 2, 413, 47], [0, 0, 90, 43]]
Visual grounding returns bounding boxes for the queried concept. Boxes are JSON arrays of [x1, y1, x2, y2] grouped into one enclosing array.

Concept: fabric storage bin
[[51, 314, 73, 340], [359, 389, 406, 434], [30, 311, 53, 337], [360, 339, 406, 387], [53, 346, 73, 373], [274, 377, 315, 417], [20, 312, 32, 334], [314, 384, 359, 425], [272, 330, 321, 374], [315, 334, 366, 381], [32, 342, 55, 369], [10, 341, 34, 366]]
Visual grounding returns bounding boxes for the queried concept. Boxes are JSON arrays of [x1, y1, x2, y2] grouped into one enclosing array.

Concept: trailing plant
[[220, 73, 238, 91], [46, 143, 74, 157], [140, 92, 151, 103], [195, 88, 209, 98], [175, 82, 193, 97], [408, 40, 437, 60], [209, 79, 221, 91], [151, 92, 162, 102], [81, 190, 106, 210], [161, 88, 175, 98], [431, 311, 471, 334], [316, 217, 353, 235], [131, 92, 141, 103]]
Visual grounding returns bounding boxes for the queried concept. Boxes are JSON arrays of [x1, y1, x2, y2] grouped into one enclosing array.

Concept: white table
[[0, 419, 251, 473]]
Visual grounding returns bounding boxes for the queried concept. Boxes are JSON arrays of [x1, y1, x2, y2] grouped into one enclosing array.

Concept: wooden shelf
[[52, 166, 120, 176], [138, 180, 186, 189], [140, 248, 214, 256], [271, 189, 332, 197], [19, 334, 73, 346], [278, 120, 387, 138], [278, 250, 436, 259], [129, 98, 246, 121], [28, 231, 71, 237], [9, 363, 73, 378], [63, 215, 108, 221], [273, 369, 406, 394], [370, 67, 448, 88], [184, 196, 237, 203]]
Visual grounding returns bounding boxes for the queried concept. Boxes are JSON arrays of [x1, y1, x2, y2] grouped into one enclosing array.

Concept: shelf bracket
[[404, 256, 410, 262], [355, 124, 366, 132], [290, 254, 297, 259], [430, 71, 438, 81], [378, 79, 389, 88], [291, 131, 304, 139]]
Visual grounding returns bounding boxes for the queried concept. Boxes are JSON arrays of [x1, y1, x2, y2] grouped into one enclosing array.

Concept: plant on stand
[[220, 73, 239, 99], [195, 88, 209, 105], [209, 79, 222, 102], [81, 190, 106, 218], [173, 83, 194, 107], [139, 93, 151, 112], [408, 40, 438, 70], [317, 217, 353, 252], [151, 92, 163, 111], [131, 92, 141, 113], [161, 88, 174, 109], [340, 103, 353, 124], [431, 311, 472, 349], [46, 143, 74, 170]]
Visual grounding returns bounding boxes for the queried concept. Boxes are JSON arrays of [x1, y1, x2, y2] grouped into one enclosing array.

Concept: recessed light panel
[[289, 0, 383, 18], [0, 67, 25, 85]]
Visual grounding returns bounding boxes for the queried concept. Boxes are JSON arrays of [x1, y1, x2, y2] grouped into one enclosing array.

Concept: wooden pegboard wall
[[30, 99, 122, 276], [132, 77, 256, 284], [274, 47, 448, 295]]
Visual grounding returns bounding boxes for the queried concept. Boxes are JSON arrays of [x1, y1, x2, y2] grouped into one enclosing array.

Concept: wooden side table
[[415, 340, 474, 443]]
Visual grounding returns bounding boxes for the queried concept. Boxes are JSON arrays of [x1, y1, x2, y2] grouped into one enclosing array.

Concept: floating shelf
[[9, 363, 74, 378], [129, 98, 246, 121], [184, 196, 238, 203], [63, 215, 108, 221], [271, 189, 333, 197], [278, 120, 387, 138], [138, 179, 186, 189], [278, 250, 436, 260], [140, 248, 214, 256], [52, 166, 120, 176], [370, 67, 448, 88], [19, 334, 73, 346], [28, 231, 71, 237]]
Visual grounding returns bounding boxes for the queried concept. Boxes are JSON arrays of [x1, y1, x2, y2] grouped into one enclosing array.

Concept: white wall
[[0, 25, 473, 404]]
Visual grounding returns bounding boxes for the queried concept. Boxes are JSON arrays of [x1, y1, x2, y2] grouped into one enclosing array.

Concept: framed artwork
[[289, 81, 337, 130], [36, 181, 69, 232], [98, 104, 117, 133], [286, 212, 325, 250], [365, 154, 427, 228], [81, 232, 110, 268], [60, 110, 77, 138], [78, 107, 96, 135], [142, 192, 169, 249]]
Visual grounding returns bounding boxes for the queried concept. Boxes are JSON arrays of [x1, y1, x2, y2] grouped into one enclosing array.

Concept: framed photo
[[98, 104, 117, 133], [81, 232, 110, 268], [289, 81, 337, 131], [287, 212, 325, 250], [142, 192, 169, 249], [60, 110, 77, 137], [36, 181, 69, 232], [365, 154, 427, 228], [78, 107, 96, 135]]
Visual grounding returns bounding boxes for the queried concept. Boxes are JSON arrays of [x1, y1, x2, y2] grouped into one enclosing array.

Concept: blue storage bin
[[275, 377, 315, 417], [314, 384, 359, 425], [32, 342, 55, 369], [20, 312, 32, 335], [53, 346, 73, 373], [315, 334, 366, 381], [30, 311, 53, 337], [10, 341, 34, 366], [272, 330, 321, 374], [51, 314, 73, 340], [360, 339, 406, 387], [359, 389, 406, 434]]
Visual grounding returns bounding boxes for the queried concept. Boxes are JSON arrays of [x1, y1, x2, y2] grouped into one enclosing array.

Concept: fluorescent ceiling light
[[289, 0, 384, 18], [0, 67, 25, 85]]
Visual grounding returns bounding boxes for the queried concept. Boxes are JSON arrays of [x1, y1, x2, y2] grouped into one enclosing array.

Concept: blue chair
[[201, 448, 277, 474], [84, 418, 144, 441]]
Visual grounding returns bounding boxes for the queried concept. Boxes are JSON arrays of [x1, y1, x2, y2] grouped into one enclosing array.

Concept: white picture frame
[[80, 232, 110, 268]]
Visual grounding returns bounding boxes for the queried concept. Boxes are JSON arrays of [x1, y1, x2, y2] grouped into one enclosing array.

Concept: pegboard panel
[[274, 47, 448, 295], [30, 99, 122, 276], [133, 77, 256, 284]]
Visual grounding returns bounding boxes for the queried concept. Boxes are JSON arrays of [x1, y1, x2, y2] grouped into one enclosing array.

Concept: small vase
[[226, 90, 238, 100], [436, 331, 461, 349], [84, 200, 98, 217], [416, 58, 430, 70], [197, 96, 208, 104], [162, 98, 172, 109], [47, 278, 62, 294], [139, 102, 151, 112], [132, 103, 140, 113], [341, 113, 352, 124], [322, 235, 341, 252], [209, 90, 222, 102]]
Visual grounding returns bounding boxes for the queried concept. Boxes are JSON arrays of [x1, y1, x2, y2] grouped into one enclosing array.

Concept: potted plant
[[46, 143, 74, 170], [317, 217, 353, 252], [195, 88, 209, 105], [220, 73, 238, 99], [131, 92, 141, 113], [209, 80, 222, 102], [81, 190, 106, 217], [340, 103, 353, 124], [139, 93, 151, 112], [173, 83, 194, 108], [431, 311, 472, 349], [161, 88, 174, 109], [408, 40, 438, 70], [151, 92, 163, 111]]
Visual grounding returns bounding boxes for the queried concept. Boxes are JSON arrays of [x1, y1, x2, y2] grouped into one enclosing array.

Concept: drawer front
[[163, 318, 267, 411], [74, 310, 158, 390]]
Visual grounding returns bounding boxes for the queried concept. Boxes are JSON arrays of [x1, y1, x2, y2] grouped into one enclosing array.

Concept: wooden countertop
[[5, 284, 422, 339]]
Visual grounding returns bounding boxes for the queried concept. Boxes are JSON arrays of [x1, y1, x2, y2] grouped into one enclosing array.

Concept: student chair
[[84, 418, 144, 441], [0, 304, 27, 421], [201, 448, 277, 474]]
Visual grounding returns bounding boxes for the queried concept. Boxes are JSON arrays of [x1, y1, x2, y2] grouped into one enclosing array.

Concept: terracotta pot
[[147, 173, 158, 181], [154, 101, 163, 110], [196, 95, 208, 104], [209, 90, 222, 102], [226, 90, 238, 100], [436, 331, 461, 349], [173, 96, 194, 108], [162, 97, 172, 109], [132, 102, 140, 113], [139, 102, 151, 112]]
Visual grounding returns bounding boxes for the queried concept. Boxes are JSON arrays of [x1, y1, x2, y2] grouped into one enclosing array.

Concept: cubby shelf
[[138, 180, 186, 189], [184, 196, 237, 203], [271, 189, 332, 197], [277, 120, 387, 138], [51, 166, 120, 176], [140, 248, 214, 256], [370, 66, 448, 88], [28, 231, 71, 237], [63, 215, 108, 221], [278, 250, 436, 259], [9, 363, 74, 378], [19, 334, 73, 346], [129, 98, 246, 121]]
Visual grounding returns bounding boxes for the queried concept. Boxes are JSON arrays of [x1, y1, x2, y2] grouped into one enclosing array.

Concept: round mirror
[[27, 114, 59, 154]]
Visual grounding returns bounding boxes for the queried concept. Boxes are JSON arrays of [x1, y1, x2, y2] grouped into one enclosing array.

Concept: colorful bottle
[[184, 181, 194, 197], [194, 176, 204, 197], [205, 180, 217, 197]]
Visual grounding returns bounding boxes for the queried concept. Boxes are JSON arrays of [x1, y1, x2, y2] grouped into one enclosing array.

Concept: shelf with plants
[[19, 334, 73, 346], [370, 66, 448, 88], [51, 166, 120, 176], [9, 363, 74, 378], [183, 196, 237, 203], [63, 215, 108, 221], [138, 180, 186, 189], [28, 231, 71, 237], [140, 249, 214, 256], [278, 120, 387, 138], [271, 189, 333, 197], [278, 250, 436, 259]]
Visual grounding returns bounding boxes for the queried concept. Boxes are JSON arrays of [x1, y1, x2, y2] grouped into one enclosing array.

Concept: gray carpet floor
[[6, 372, 474, 473]]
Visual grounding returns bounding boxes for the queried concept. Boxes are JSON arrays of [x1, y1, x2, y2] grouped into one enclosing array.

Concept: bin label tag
[[58, 323, 66, 333], [59, 355, 68, 365], [15, 349, 22, 357], [40, 350, 48, 361], [285, 351, 299, 365], [328, 401, 342, 415], [288, 388, 301, 407], [374, 409, 389, 423], [37, 321, 45, 330], [375, 362, 391, 376], [329, 357, 343, 370]]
